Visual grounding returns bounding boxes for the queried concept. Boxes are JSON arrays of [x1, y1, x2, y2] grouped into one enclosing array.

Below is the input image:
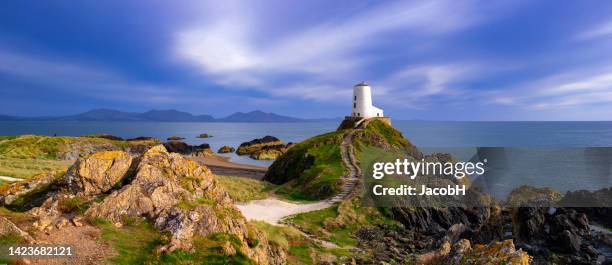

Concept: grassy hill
[[264, 130, 347, 200], [264, 119, 420, 201], [0, 135, 158, 181]]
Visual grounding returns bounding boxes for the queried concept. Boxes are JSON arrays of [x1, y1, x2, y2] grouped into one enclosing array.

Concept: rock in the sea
[[249, 144, 292, 160], [83, 134, 124, 141], [127, 136, 158, 141], [167, 136, 185, 141], [62, 150, 133, 195], [197, 133, 212, 138], [236, 136, 283, 155], [237, 136, 293, 160], [217, 145, 235, 153], [163, 141, 212, 156]]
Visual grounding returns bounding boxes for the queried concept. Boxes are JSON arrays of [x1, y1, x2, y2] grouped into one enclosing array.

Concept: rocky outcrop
[[83, 145, 284, 264], [558, 188, 612, 227], [506, 185, 562, 207], [512, 207, 609, 264], [217, 145, 235, 153], [59, 141, 120, 160], [249, 143, 294, 160], [388, 206, 502, 239], [236, 136, 283, 155], [166, 136, 185, 141], [0, 216, 35, 243], [85, 145, 221, 223], [414, 239, 530, 265], [62, 151, 133, 196], [0, 170, 63, 207], [163, 141, 212, 156], [58, 137, 159, 160], [8, 145, 284, 264]]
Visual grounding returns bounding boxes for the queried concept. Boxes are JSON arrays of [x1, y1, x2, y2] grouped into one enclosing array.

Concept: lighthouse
[[352, 81, 384, 118]]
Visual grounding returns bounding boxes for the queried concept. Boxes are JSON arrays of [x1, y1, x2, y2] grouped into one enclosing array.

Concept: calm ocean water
[[1, 120, 612, 166]]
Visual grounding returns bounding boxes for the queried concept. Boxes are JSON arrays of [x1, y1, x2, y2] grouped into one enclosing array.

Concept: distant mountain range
[[0, 109, 339, 123]]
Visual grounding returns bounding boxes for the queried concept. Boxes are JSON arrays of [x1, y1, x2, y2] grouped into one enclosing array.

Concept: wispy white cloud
[[487, 67, 612, 109], [372, 63, 481, 109], [174, 0, 511, 101], [576, 19, 612, 40]]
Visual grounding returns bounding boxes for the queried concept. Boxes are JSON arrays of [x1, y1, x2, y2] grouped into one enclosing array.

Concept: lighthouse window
[[354, 96, 356, 100], [357, 113, 360, 116], [353, 103, 356, 108]]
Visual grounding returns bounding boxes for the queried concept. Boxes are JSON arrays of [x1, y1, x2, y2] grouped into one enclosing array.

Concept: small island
[[197, 133, 212, 138], [217, 145, 235, 153], [236, 136, 293, 160]]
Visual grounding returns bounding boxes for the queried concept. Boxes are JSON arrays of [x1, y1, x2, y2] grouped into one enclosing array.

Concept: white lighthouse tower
[[352, 81, 383, 118]]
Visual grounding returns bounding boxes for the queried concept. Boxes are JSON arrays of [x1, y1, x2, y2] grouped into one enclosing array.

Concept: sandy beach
[[190, 154, 268, 179]]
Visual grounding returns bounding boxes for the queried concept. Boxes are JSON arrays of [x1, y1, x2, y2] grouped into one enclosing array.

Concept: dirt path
[[236, 130, 362, 249], [237, 130, 362, 223], [328, 130, 361, 203], [236, 198, 331, 224], [28, 225, 112, 265]]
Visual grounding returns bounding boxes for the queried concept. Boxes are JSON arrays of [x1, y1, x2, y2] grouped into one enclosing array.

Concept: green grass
[[159, 233, 255, 265], [0, 157, 71, 179], [176, 197, 215, 210], [57, 196, 92, 214], [286, 205, 357, 247], [216, 175, 276, 202], [4, 183, 54, 212], [285, 199, 399, 248], [0, 135, 157, 180], [250, 220, 353, 265], [362, 119, 411, 148], [93, 217, 258, 265], [268, 120, 415, 201], [93, 218, 163, 264], [0, 207, 34, 223], [250, 220, 304, 249], [0, 232, 25, 265], [0, 135, 72, 159], [267, 131, 347, 200], [0, 232, 25, 244]]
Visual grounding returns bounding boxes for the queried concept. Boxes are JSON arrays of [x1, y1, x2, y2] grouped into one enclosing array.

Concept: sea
[[1, 120, 611, 199], [1, 120, 612, 165]]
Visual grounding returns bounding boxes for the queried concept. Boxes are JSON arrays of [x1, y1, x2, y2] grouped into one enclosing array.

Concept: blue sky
[[1, 1, 612, 120]]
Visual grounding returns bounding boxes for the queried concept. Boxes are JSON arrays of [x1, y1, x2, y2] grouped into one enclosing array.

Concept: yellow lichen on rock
[[63, 150, 132, 195], [82, 144, 285, 264], [470, 239, 532, 265]]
